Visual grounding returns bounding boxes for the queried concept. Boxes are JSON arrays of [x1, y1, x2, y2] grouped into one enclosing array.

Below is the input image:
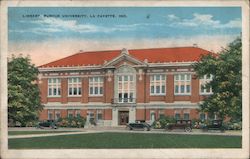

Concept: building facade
[[38, 47, 213, 126]]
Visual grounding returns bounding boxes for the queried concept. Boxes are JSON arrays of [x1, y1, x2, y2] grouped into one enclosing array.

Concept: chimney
[[193, 44, 198, 47]]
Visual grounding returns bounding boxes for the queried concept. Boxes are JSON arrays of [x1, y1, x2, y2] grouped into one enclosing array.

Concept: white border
[[1, 1, 249, 159]]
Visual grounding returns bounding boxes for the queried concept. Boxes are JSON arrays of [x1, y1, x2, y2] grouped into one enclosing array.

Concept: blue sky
[[8, 7, 242, 66], [9, 7, 241, 42]]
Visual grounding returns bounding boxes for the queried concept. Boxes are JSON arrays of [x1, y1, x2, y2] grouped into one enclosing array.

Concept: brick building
[[38, 47, 214, 126]]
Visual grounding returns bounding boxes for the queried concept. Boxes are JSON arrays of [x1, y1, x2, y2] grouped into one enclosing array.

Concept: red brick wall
[[82, 77, 89, 103], [68, 97, 82, 102], [88, 97, 104, 102], [61, 78, 68, 103], [104, 109, 112, 120], [174, 96, 191, 101], [61, 109, 67, 118], [39, 109, 48, 120], [136, 74, 145, 103], [47, 97, 61, 102], [105, 75, 114, 103], [190, 109, 199, 119], [39, 78, 48, 104], [136, 109, 145, 120], [145, 74, 150, 103], [166, 74, 174, 103], [165, 109, 175, 117], [191, 75, 199, 103], [150, 96, 165, 101]]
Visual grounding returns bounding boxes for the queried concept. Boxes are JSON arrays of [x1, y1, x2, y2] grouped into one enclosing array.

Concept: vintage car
[[126, 122, 151, 131], [202, 120, 225, 132], [165, 120, 192, 132], [37, 120, 57, 129]]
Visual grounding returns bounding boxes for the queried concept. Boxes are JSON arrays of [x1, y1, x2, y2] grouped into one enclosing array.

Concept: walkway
[[8, 127, 242, 139]]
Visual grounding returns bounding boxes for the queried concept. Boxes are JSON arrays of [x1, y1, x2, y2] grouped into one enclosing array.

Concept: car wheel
[[185, 127, 192, 132], [126, 126, 131, 130]]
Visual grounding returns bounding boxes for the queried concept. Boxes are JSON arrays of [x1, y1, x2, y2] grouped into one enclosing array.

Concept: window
[[48, 110, 54, 120], [150, 75, 166, 95], [175, 113, 180, 120], [200, 113, 206, 121], [200, 75, 213, 94], [48, 78, 61, 97], [75, 110, 81, 117], [174, 74, 191, 95], [118, 75, 135, 103], [68, 77, 82, 96], [184, 113, 190, 120], [158, 110, 165, 119], [68, 110, 74, 118], [89, 77, 103, 96], [55, 110, 61, 120], [97, 110, 103, 121]]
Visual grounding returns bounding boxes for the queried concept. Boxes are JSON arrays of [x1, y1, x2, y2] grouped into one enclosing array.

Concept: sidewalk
[[8, 127, 242, 139]]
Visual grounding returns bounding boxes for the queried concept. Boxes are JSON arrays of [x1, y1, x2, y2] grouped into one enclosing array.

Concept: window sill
[[68, 95, 82, 97], [89, 95, 103, 97], [150, 94, 166, 96], [47, 96, 61, 98], [174, 94, 191, 96]]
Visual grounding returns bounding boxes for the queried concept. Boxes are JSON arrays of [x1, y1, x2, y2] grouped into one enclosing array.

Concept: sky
[[8, 7, 242, 66]]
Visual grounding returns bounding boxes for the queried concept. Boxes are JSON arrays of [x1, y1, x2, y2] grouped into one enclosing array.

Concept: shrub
[[153, 116, 176, 129], [57, 116, 86, 128]]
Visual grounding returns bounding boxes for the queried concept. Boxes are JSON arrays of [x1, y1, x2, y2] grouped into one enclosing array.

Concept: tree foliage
[[193, 37, 242, 121], [8, 55, 43, 126]]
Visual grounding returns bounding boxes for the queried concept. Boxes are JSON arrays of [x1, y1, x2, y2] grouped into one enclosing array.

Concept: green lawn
[[8, 131, 76, 136], [8, 132, 241, 149]]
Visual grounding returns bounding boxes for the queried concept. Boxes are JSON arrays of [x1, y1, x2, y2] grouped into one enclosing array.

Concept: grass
[[8, 131, 76, 136], [8, 132, 241, 149]]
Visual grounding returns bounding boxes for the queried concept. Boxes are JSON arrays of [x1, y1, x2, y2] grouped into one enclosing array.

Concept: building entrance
[[118, 111, 129, 125]]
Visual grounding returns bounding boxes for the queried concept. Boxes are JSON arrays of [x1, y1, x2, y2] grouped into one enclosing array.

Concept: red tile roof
[[39, 47, 213, 68]]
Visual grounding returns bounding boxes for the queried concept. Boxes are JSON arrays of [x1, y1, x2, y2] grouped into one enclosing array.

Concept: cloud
[[167, 13, 241, 29], [8, 34, 239, 66], [16, 17, 138, 34]]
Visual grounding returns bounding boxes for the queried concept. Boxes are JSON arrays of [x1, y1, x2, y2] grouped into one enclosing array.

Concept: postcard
[[0, 0, 249, 159]]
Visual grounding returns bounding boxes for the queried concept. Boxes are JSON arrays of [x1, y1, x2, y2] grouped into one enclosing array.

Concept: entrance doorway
[[119, 111, 129, 125]]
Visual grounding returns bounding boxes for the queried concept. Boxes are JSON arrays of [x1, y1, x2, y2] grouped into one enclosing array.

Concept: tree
[[193, 37, 242, 121], [8, 55, 43, 126]]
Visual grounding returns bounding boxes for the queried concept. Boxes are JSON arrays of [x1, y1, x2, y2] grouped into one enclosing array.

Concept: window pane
[[130, 75, 133, 81], [53, 78, 56, 83], [186, 74, 191, 80], [175, 75, 179, 80], [181, 74, 185, 80], [162, 75, 165, 80], [90, 87, 93, 94], [186, 85, 190, 93], [175, 114, 180, 120], [151, 86, 154, 94], [100, 87, 103, 94], [175, 85, 179, 93], [58, 88, 61, 95], [89, 78, 93, 82], [53, 88, 57, 95], [181, 85, 185, 93], [49, 88, 52, 95], [69, 88, 72, 95], [156, 86, 160, 93], [162, 86, 165, 93], [94, 87, 98, 94], [119, 76, 122, 81], [184, 113, 190, 120], [73, 88, 77, 95], [124, 76, 128, 81], [94, 77, 98, 82], [156, 75, 160, 80], [78, 88, 82, 95]]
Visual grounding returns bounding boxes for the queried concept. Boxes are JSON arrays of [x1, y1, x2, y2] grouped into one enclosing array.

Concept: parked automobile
[[126, 122, 151, 131], [202, 120, 225, 132], [165, 120, 192, 132], [37, 120, 57, 129]]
